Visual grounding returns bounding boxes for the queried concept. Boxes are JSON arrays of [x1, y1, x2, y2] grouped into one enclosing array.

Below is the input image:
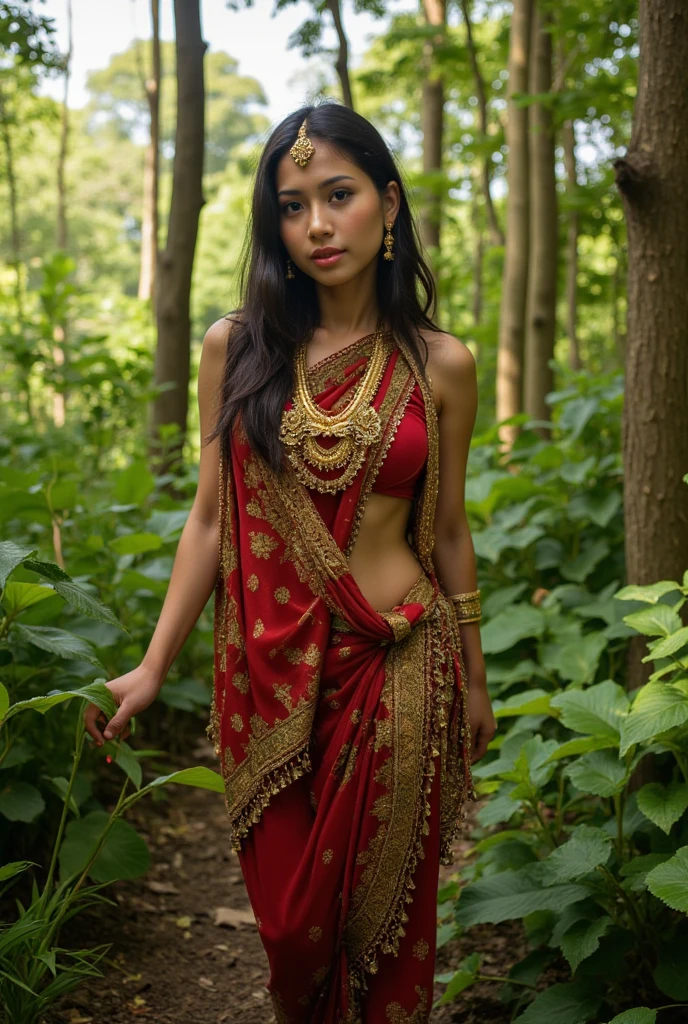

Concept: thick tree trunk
[[420, 0, 446, 261], [138, 0, 161, 304], [613, 0, 688, 695], [562, 118, 581, 371], [460, 0, 504, 247], [150, 0, 206, 474], [53, 0, 73, 428], [324, 0, 354, 110], [524, 4, 557, 426], [496, 0, 533, 445]]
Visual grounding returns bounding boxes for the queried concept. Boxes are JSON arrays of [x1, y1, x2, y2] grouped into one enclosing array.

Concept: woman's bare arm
[[83, 317, 232, 744]]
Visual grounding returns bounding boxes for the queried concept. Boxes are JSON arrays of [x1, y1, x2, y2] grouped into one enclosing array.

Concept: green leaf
[[560, 915, 612, 974], [59, 811, 150, 884], [493, 689, 553, 719], [645, 847, 688, 912], [637, 782, 688, 834], [513, 979, 602, 1024], [565, 750, 627, 797], [551, 680, 629, 739], [644, 626, 688, 661], [0, 781, 45, 822], [560, 541, 610, 584], [544, 633, 608, 684], [623, 605, 683, 638], [653, 934, 688, 999], [0, 682, 8, 722], [0, 541, 36, 589], [2, 681, 117, 724], [480, 605, 546, 655], [50, 580, 124, 630], [1, 583, 55, 614], [602, 1010, 657, 1024], [438, 953, 480, 1003], [546, 735, 618, 762], [10, 624, 103, 669], [110, 532, 163, 556], [543, 826, 613, 883], [143, 766, 225, 794], [21, 557, 71, 582], [619, 682, 688, 756], [615, 581, 681, 604], [113, 461, 156, 505], [0, 861, 36, 882], [456, 864, 591, 928], [105, 739, 142, 790]]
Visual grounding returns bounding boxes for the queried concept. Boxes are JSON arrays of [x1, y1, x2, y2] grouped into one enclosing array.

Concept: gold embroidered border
[[306, 330, 394, 396]]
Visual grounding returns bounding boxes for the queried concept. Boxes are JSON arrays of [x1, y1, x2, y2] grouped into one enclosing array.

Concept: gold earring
[[383, 221, 395, 261], [286, 258, 295, 280]]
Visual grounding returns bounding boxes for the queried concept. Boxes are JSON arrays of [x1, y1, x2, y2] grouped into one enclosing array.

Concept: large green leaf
[[513, 979, 602, 1024], [645, 626, 688, 662], [546, 735, 618, 762], [653, 932, 688, 999], [619, 682, 688, 756], [543, 826, 612, 883], [480, 605, 546, 655], [50, 580, 124, 630], [645, 847, 688, 913], [0, 682, 8, 721], [113, 461, 155, 505], [615, 581, 682, 605], [565, 750, 627, 797], [10, 624, 103, 669], [143, 766, 225, 794], [544, 633, 608, 684], [455, 864, 591, 928], [504, 735, 559, 793], [1, 582, 55, 614], [602, 1010, 657, 1024], [636, 782, 688, 834], [0, 541, 35, 589], [622, 605, 683, 638], [0, 780, 45, 822], [551, 680, 628, 739], [493, 689, 553, 719], [59, 811, 150, 883], [110, 532, 163, 556], [560, 915, 612, 974], [437, 953, 480, 1003], [1, 681, 117, 724], [560, 541, 610, 584]]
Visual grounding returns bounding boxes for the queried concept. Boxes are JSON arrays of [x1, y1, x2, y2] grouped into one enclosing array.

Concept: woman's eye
[[281, 190, 350, 214], [332, 189, 350, 201]]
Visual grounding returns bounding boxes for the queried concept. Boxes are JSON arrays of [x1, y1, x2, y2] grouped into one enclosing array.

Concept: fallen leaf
[[198, 976, 215, 989], [63, 1013, 93, 1023], [213, 906, 256, 928], [175, 915, 193, 929], [147, 880, 179, 895]]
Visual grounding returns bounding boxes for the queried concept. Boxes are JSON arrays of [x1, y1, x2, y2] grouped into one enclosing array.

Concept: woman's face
[[275, 138, 400, 284]]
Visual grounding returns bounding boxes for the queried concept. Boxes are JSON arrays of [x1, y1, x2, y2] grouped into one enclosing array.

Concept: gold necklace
[[280, 321, 388, 494]]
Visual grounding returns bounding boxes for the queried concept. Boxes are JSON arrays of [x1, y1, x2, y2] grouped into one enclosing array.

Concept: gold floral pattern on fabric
[[322, 848, 334, 864], [231, 713, 243, 732], [385, 986, 429, 1023], [308, 925, 323, 942], [246, 497, 264, 519], [253, 618, 265, 638], [350, 709, 362, 725], [338, 645, 352, 659], [232, 671, 249, 694], [249, 530, 279, 560], [270, 990, 292, 1024], [274, 586, 291, 604], [272, 681, 294, 711], [247, 573, 260, 591], [412, 938, 429, 961], [305, 331, 392, 396], [283, 643, 321, 666]]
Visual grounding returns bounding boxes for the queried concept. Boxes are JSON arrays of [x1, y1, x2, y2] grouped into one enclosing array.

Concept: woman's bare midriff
[[347, 492, 424, 613]]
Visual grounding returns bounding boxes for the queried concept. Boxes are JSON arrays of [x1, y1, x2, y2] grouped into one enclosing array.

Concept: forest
[[1, 0, 688, 1022]]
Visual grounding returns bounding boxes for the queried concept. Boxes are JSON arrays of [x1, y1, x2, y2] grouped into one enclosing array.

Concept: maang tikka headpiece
[[289, 118, 315, 167]]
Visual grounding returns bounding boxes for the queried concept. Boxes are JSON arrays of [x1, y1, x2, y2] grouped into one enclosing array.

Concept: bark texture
[[496, 0, 533, 444], [150, 0, 206, 471], [420, 0, 446, 259], [325, 0, 354, 110], [524, 4, 557, 426], [613, 0, 688, 691]]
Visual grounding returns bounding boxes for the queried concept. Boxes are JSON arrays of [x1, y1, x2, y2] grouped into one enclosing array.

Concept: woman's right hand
[[83, 664, 162, 747]]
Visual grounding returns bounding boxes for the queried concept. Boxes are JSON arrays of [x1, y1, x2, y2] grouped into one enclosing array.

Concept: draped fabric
[[207, 331, 476, 1023]]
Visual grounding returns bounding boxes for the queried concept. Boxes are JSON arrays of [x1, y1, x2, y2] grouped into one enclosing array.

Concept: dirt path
[[45, 738, 525, 1024]]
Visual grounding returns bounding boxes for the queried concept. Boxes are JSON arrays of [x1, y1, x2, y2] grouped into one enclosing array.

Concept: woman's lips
[[312, 251, 345, 267]]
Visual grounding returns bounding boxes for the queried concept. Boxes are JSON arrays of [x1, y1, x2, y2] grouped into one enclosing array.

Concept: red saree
[[207, 331, 476, 1023]]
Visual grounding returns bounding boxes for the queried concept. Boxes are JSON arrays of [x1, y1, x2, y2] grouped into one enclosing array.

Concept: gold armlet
[[448, 588, 482, 624]]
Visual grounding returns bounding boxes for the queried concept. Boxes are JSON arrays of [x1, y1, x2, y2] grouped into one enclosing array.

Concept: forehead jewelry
[[289, 119, 315, 167]]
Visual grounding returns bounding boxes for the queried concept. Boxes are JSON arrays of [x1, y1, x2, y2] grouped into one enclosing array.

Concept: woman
[[85, 102, 496, 1023]]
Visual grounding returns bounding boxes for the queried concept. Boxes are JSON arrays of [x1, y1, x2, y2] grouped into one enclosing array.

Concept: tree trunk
[[614, 0, 688, 696], [496, 0, 533, 446], [562, 118, 581, 371], [324, 0, 354, 110], [460, 0, 504, 247], [0, 83, 23, 327], [138, 0, 161, 304], [53, 0, 73, 428], [524, 4, 557, 427], [420, 0, 446, 262], [150, 0, 206, 475]]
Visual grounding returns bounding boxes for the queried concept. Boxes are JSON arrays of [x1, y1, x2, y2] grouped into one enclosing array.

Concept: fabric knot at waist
[[331, 571, 437, 646]]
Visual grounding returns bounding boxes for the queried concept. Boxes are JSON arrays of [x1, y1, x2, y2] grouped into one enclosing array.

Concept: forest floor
[[43, 736, 531, 1024]]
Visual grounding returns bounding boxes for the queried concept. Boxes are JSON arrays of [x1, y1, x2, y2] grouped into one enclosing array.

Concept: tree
[[614, 0, 688, 691], [137, 0, 160, 305], [150, 0, 207, 474]]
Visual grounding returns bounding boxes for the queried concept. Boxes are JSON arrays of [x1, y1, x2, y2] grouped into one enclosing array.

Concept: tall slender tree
[[150, 0, 206, 474], [523, 4, 557, 425], [614, 0, 688, 691], [137, 0, 161, 305], [496, 0, 534, 445], [52, 0, 72, 430], [419, 0, 446, 260]]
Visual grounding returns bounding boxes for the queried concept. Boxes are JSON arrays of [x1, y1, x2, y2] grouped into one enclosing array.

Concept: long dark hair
[[207, 100, 441, 474]]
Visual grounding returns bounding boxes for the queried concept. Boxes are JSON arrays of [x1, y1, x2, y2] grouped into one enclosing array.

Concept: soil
[[41, 737, 532, 1024]]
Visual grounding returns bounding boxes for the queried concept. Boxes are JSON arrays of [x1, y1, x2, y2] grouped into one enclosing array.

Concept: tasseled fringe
[[228, 745, 313, 853]]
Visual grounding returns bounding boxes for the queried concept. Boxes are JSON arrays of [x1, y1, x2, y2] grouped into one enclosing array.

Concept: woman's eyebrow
[[277, 174, 356, 197]]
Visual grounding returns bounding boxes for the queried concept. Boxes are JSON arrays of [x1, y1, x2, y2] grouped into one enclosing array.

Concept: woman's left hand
[[465, 678, 496, 764]]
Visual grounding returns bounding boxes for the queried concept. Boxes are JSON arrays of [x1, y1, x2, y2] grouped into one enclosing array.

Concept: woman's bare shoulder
[[417, 328, 476, 413], [202, 314, 241, 354]]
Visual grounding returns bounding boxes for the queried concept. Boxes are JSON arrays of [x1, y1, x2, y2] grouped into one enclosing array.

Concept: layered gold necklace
[[280, 320, 388, 494]]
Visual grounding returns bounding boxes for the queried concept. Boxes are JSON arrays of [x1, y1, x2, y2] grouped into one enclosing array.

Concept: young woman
[[84, 102, 496, 1023]]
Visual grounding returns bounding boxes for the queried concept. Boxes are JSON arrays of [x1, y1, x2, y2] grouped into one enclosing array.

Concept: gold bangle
[[449, 588, 481, 623]]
